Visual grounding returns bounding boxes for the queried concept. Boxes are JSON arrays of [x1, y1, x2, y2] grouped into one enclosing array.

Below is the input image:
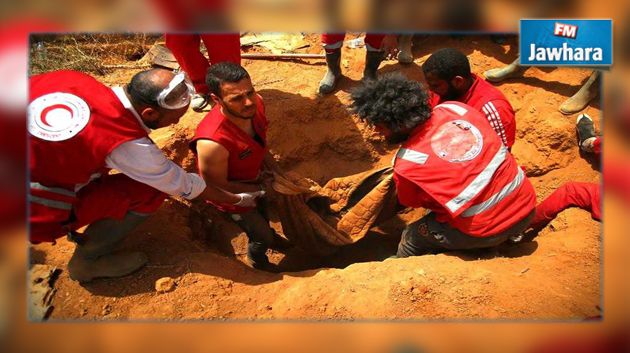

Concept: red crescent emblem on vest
[[431, 120, 483, 162], [28, 92, 90, 141], [39, 104, 73, 128]]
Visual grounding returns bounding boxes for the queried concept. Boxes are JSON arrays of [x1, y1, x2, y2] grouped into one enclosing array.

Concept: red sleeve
[[482, 99, 516, 149], [593, 136, 601, 155]]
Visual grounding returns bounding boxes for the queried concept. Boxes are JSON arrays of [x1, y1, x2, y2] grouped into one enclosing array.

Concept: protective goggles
[[156, 72, 194, 110]]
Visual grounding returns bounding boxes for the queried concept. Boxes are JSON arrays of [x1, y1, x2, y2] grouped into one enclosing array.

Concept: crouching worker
[[29, 68, 262, 283], [349, 74, 536, 257], [190, 62, 279, 271]]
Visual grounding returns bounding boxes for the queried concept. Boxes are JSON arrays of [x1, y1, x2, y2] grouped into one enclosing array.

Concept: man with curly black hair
[[350, 74, 536, 257]]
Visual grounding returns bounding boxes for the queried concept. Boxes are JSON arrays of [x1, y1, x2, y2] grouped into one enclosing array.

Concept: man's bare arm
[[196, 139, 262, 193]]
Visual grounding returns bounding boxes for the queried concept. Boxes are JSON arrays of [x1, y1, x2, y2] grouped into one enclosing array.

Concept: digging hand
[[234, 191, 266, 207]]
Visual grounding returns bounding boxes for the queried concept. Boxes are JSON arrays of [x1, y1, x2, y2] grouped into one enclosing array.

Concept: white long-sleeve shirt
[[102, 87, 206, 200]]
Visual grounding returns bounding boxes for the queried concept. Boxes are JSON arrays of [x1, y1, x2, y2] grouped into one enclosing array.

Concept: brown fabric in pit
[[266, 162, 398, 256]]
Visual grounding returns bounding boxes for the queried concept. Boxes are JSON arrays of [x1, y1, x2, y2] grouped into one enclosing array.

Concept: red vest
[[394, 101, 535, 237], [190, 95, 268, 213], [29, 70, 148, 242]]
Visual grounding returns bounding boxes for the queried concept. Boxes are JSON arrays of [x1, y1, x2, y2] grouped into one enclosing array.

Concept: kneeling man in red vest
[[350, 74, 536, 257], [190, 62, 279, 271], [29, 68, 261, 282]]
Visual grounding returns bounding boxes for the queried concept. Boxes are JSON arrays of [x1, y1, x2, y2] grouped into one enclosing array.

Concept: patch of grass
[[29, 33, 161, 76]]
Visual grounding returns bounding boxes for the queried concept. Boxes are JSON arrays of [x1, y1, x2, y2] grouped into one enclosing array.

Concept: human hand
[[233, 191, 265, 207]]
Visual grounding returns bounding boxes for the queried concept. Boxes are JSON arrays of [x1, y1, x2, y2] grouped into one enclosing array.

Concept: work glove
[[233, 190, 265, 208]]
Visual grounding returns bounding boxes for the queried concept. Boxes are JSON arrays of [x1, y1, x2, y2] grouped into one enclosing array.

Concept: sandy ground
[[30, 34, 601, 320]]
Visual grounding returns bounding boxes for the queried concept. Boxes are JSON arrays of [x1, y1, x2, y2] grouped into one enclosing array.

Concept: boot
[[191, 93, 209, 112], [576, 114, 597, 152], [483, 58, 525, 83], [67, 212, 149, 283], [362, 50, 385, 82], [318, 49, 342, 94], [397, 34, 413, 64], [559, 71, 600, 115], [245, 239, 284, 273]]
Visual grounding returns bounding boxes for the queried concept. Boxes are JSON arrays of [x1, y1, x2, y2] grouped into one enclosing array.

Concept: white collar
[[112, 86, 151, 133]]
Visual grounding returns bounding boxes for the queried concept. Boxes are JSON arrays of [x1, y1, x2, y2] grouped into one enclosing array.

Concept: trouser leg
[[397, 210, 535, 257], [531, 182, 601, 230], [396, 212, 442, 258], [593, 136, 602, 155], [364, 33, 385, 51], [321, 33, 345, 50], [200, 33, 242, 65], [231, 210, 275, 267], [164, 34, 209, 94], [67, 212, 150, 282], [67, 174, 166, 282]]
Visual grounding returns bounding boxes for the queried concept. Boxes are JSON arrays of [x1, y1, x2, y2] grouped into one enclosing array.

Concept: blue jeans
[[396, 210, 535, 257]]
